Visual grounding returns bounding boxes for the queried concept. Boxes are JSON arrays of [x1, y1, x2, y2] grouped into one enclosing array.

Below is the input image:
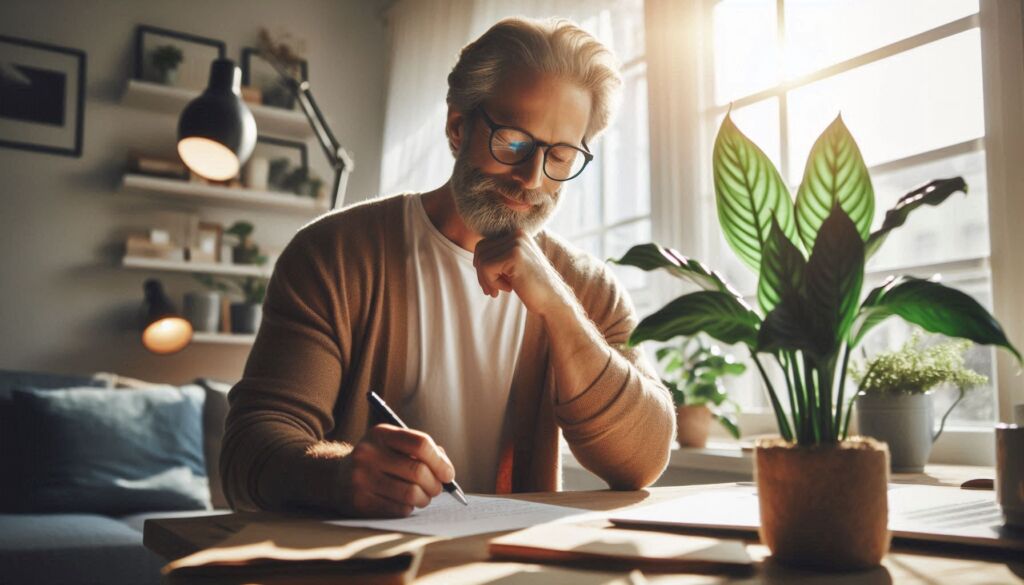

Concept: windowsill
[[561, 436, 994, 488]]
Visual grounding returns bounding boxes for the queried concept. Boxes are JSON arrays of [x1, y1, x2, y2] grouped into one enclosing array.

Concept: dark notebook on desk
[[610, 483, 1024, 553]]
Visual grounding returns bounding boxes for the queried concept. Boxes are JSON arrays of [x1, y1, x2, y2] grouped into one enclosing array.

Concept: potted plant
[[851, 332, 987, 472], [657, 338, 744, 447], [225, 221, 267, 266], [194, 274, 267, 334], [612, 113, 1020, 571], [150, 45, 183, 85]]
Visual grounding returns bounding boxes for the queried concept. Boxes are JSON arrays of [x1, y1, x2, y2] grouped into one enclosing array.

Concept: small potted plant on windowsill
[[613, 112, 1020, 571], [851, 332, 987, 473], [657, 338, 744, 447]]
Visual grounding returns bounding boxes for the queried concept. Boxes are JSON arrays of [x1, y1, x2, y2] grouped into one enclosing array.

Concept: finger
[[375, 427, 455, 484], [372, 470, 435, 506]]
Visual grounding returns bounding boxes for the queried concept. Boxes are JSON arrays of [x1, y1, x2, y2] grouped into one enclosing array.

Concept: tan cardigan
[[221, 194, 675, 512]]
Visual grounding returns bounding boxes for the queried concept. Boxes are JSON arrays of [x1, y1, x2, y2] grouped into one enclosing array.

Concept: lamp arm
[[263, 55, 353, 209]]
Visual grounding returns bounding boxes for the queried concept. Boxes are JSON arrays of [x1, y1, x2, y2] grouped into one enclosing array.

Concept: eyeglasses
[[475, 107, 593, 181]]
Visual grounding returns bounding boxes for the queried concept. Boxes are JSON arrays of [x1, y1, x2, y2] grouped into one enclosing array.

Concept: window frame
[[643, 0, 1024, 464]]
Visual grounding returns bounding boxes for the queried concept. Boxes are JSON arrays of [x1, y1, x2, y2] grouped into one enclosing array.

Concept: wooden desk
[[145, 479, 1024, 584]]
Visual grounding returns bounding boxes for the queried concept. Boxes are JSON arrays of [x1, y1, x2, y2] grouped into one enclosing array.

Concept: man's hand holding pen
[[335, 424, 457, 518]]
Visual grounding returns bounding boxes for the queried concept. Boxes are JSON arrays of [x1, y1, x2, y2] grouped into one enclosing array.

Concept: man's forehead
[[484, 69, 591, 145]]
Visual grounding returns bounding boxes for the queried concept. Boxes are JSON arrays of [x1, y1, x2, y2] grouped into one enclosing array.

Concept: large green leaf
[[757, 291, 817, 356], [629, 291, 762, 349], [851, 276, 1022, 363], [757, 219, 807, 314], [865, 178, 968, 259], [713, 114, 796, 273], [802, 204, 865, 355], [795, 115, 874, 251], [610, 243, 740, 296]]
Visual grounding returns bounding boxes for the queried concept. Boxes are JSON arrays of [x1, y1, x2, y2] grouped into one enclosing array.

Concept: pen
[[366, 391, 469, 506]]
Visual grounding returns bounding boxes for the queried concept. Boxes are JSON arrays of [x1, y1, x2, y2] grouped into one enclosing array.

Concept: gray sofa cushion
[[0, 514, 164, 585]]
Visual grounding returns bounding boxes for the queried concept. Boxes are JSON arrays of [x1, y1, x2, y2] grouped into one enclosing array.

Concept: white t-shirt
[[398, 194, 528, 494]]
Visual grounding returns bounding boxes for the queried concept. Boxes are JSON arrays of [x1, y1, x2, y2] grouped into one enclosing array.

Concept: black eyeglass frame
[[475, 107, 594, 182]]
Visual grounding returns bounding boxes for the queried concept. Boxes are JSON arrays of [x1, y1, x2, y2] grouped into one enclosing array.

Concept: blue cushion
[[0, 513, 163, 585], [13, 385, 211, 515], [0, 370, 110, 512]]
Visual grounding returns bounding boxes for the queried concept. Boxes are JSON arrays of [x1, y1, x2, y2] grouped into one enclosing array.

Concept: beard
[[449, 146, 562, 238]]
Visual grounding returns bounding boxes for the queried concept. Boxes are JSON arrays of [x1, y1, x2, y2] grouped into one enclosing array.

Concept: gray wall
[[0, 0, 389, 383]]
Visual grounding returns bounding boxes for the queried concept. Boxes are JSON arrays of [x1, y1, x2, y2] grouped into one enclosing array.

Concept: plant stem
[[802, 354, 820, 443], [834, 343, 852, 440], [817, 361, 836, 443], [777, 353, 801, 443], [751, 351, 793, 442], [790, 352, 808, 443]]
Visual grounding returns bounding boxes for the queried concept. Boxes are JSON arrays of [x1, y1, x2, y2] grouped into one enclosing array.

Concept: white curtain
[[378, 0, 623, 197]]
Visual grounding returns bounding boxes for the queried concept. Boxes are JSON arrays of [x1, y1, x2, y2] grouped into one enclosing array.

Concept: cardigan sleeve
[[547, 242, 676, 490], [219, 229, 353, 512]]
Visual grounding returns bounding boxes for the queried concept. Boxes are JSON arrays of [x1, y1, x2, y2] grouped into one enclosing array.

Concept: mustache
[[469, 170, 552, 206]]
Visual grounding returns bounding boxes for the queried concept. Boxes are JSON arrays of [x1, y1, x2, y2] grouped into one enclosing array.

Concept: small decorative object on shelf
[[134, 25, 226, 91], [242, 28, 308, 110], [657, 337, 745, 447], [183, 290, 221, 333], [224, 221, 266, 265], [191, 222, 223, 263], [150, 44, 183, 86], [129, 152, 189, 180], [194, 274, 266, 335], [852, 332, 987, 472]]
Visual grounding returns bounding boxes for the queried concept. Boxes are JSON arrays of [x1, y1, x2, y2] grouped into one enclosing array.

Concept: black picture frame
[[0, 34, 86, 157], [250, 135, 309, 194], [134, 25, 226, 91], [240, 47, 308, 110]]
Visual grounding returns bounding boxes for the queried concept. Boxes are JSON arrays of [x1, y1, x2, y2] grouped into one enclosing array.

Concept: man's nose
[[511, 148, 545, 190]]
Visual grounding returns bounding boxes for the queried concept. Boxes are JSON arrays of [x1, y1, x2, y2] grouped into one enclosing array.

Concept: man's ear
[[445, 107, 468, 157]]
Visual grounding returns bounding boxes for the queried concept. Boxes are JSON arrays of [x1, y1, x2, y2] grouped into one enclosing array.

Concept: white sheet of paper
[[327, 495, 589, 538]]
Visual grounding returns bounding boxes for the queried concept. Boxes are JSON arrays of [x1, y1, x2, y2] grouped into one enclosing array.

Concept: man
[[221, 17, 675, 518]]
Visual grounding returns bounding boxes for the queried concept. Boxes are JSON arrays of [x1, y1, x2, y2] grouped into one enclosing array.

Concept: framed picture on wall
[[0, 34, 86, 157], [241, 47, 307, 110], [134, 25, 226, 91], [250, 135, 310, 195]]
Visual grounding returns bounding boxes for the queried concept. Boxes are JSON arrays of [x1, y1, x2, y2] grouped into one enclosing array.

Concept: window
[[701, 0, 998, 428], [545, 0, 657, 315]]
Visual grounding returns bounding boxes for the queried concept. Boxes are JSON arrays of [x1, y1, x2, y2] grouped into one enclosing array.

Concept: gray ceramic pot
[[183, 291, 221, 333], [230, 303, 262, 334], [855, 391, 956, 473]]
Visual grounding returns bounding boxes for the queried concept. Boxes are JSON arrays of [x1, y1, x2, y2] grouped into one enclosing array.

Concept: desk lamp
[[141, 279, 193, 354], [177, 58, 353, 208]]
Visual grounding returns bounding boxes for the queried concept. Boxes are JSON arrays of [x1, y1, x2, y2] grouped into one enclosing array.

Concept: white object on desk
[[328, 494, 588, 539]]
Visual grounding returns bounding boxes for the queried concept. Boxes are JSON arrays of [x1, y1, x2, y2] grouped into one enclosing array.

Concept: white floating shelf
[[191, 332, 256, 346], [121, 174, 327, 213], [121, 79, 313, 139], [122, 256, 272, 278]]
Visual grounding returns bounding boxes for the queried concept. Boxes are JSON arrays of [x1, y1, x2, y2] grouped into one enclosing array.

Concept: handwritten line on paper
[[327, 495, 589, 538]]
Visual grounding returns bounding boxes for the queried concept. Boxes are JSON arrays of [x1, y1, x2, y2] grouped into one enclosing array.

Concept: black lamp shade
[[141, 279, 192, 355], [177, 59, 257, 181]]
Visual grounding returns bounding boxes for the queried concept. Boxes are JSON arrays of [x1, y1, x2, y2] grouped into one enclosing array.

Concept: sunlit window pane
[[606, 64, 651, 224], [787, 30, 985, 184], [606, 219, 651, 290], [868, 149, 989, 272], [784, 0, 978, 79], [547, 150, 603, 238], [713, 0, 778, 104]]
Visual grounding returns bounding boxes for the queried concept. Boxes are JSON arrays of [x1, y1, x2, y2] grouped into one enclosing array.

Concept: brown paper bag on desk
[[489, 524, 753, 575], [163, 520, 436, 585]]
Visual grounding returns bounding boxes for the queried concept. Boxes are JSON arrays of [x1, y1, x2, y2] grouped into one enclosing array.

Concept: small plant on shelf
[[657, 337, 745, 444], [225, 221, 267, 266], [150, 45, 183, 85]]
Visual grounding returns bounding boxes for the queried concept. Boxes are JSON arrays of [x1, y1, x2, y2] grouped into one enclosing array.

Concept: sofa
[[0, 369, 233, 585]]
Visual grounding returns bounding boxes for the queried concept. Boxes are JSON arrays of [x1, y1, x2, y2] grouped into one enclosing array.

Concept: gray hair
[[446, 17, 622, 151]]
